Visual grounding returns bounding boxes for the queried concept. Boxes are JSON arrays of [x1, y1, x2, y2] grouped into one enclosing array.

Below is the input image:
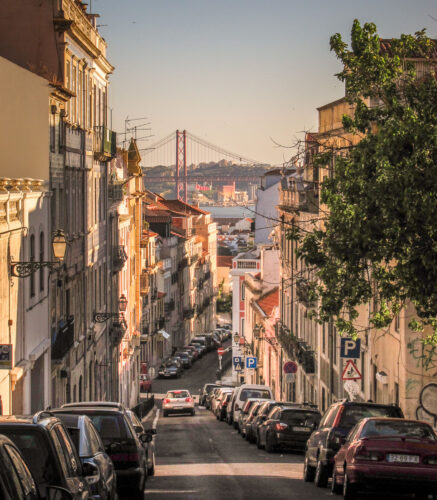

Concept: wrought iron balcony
[[178, 257, 188, 270], [204, 270, 211, 281], [51, 316, 75, 360], [171, 272, 178, 284], [94, 126, 116, 161], [183, 307, 195, 319], [165, 299, 175, 313], [113, 246, 127, 272], [158, 317, 165, 329], [280, 180, 319, 214]]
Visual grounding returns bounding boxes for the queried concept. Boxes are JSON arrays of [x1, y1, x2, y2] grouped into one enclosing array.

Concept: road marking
[[154, 463, 303, 478], [153, 409, 160, 429]]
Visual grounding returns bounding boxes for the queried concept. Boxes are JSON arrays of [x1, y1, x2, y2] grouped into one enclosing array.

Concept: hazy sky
[[92, 0, 436, 165]]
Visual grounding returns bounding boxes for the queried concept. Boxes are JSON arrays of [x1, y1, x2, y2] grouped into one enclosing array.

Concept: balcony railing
[[108, 181, 124, 202], [178, 257, 188, 270], [51, 316, 75, 360], [191, 254, 199, 265], [171, 272, 178, 284], [280, 181, 319, 214], [140, 272, 150, 295], [113, 246, 127, 272], [165, 299, 175, 313], [183, 308, 195, 319], [158, 317, 165, 329], [204, 270, 211, 281], [111, 317, 127, 346], [94, 126, 116, 161]]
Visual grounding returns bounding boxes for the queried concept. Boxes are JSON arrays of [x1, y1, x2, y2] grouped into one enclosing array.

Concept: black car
[[53, 407, 147, 500], [158, 361, 181, 378], [257, 404, 321, 453], [51, 413, 117, 500], [304, 399, 404, 488], [0, 412, 92, 500], [174, 351, 192, 368], [126, 409, 156, 476]]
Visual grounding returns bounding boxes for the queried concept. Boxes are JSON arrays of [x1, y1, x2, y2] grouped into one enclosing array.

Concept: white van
[[231, 384, 273, 430]]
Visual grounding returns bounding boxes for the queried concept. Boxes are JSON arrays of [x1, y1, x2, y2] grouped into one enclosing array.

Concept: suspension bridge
[[138, 130, 268, 202]]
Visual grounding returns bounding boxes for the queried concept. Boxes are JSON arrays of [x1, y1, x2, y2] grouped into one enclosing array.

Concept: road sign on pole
[[233, 356, 242, 367], [283, 361, 298, 374], [246, 357, 257, 369], [340, 338, 361, 359], [234, 363, 243, 372], [342, 360, 362, 380], [217, 348, 225, 356]]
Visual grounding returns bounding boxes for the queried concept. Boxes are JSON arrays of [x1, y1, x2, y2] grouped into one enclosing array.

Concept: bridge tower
[[175, 130, 187, 202]]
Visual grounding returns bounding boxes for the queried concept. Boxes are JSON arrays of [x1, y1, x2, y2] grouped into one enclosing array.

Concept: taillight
[[425, 456, 437, 465], [186, 397, 193, 402], [275, 423, 288, 432], [128, 453, 139, 462], [354, 445, 381, 462], [222, 402, 228, 407], [163, 398, 170, 404]]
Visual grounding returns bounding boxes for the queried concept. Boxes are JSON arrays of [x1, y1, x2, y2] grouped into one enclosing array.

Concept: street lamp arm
[[10, 261, 61, 278]]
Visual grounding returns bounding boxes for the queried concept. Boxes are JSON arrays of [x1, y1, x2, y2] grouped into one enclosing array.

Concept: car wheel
[[303, 454, 315, 482], [343, 471, 357, 500], [331, 466, 342, 494], [233, 420, 239, 430], [256, 432, 263, 449], [314, 458, 328, 488], [148, 453, 155, 476], [265, 432, 277, 453]]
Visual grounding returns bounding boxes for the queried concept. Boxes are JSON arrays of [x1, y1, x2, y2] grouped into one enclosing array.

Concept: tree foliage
[[295, 20, 437, 341]]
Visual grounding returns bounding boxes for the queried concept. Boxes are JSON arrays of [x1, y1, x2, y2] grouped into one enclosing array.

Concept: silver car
[[163, 390, 195, 417]]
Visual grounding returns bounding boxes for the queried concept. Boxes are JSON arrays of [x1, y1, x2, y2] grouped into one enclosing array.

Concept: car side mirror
[[134, 424, 143, 434], [141, 433, 153, 443], [47, 486, 74, 500]]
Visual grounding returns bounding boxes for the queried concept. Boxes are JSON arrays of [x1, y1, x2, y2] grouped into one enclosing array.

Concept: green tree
[[294, 21, 437, 342]]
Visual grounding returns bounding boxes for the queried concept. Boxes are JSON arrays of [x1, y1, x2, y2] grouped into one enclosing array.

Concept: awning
[[158, 330, 170, 340]]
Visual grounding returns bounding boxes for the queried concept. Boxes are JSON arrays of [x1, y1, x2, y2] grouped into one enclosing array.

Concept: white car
[[163, 390, 195, 417]]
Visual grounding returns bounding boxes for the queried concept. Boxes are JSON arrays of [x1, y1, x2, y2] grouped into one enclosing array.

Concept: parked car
[[257, 404, 321, 453], [251, 401, 297, 446], [304, 399, 404, 488], [192, 336, 212, 352], [242, 401, 264, 441], [0, 412, 92, 500], [51, 412, 117, 500], [238, 398, 266, 437], [190, 342, 206, 357], [125, 409, 156, 476], [211, 387, 233, 415], [174, 351, 192, 368], [231, 384, 273, 430], [331, 418, 437, 499], [53, 406, 147, 500], [0, 433, 40, 499], [163, 390, 195, 417], [183, 345, 200, 361], [199, 383, 220, 407], [62, 401, 127, 413], [158, 361, 181, 378], [216, 391, 233, 421]]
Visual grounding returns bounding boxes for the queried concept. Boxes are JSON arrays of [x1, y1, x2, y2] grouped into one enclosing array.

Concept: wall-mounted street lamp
[[94, 295, 128, 323], [10, 229, 68, 278]]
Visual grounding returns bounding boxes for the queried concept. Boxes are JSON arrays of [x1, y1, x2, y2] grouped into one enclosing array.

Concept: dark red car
[[331, 418, 437, 500]]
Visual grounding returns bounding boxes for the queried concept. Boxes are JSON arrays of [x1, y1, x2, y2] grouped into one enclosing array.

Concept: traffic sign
[[340, 338, 361, 359], [342, 360, 362, 380], [283, 361, 298, 374], [217, 348, 225, 356], [233, 356, 242, 367], [246, 356, 257, 369], [234, 363, 243, 372]]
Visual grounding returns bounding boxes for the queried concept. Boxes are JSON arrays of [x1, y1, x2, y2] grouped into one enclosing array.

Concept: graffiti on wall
[[407, 338, 437, 372], [415, 383, 437, 427]]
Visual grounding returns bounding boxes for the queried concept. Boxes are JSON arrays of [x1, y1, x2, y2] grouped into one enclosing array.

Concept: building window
[[30, 234, 35, 298], [241, 281, 245, 301], [39, 232, 44, 292], [394, 313, 400, 332]]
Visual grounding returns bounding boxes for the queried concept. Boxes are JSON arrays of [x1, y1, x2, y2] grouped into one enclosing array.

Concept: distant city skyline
[[93, 0, 436, 164]]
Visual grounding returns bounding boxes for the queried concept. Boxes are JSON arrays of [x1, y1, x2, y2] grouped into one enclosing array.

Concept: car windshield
[[362, 420, 436, 440], [205, 385, 218, 394], [339, 405, 402, 429], [167, 391, 189, 398], [176, 353, 189, 358], [83, 412, 131, 446], [165, 362, 177, 368], [240, 389, 271, 402], [280, 410, 321, 426], [3, 429, 60, 491]]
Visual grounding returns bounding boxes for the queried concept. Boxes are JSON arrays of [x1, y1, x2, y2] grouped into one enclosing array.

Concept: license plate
[[173, 406, 183, 410], [292, 426, 311, 432], [387, 454, 419, 464]]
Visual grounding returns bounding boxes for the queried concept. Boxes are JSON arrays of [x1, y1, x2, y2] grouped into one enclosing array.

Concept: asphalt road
[[143, 346, 418, 500]]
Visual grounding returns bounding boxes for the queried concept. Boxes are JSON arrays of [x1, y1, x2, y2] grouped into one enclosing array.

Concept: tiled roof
[[256, 287, 279, 317], [217, 256, 233, 268], [158, 199, 210, 215]]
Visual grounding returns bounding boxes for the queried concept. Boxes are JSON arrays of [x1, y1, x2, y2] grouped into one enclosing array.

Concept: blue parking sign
[[246, 356, 257, 369], [233, 356, 242, 367], [340, 338, 361, 359]]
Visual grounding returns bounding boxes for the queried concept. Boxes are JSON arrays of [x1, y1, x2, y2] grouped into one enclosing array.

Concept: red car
[[331, 417, 437, 500]]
